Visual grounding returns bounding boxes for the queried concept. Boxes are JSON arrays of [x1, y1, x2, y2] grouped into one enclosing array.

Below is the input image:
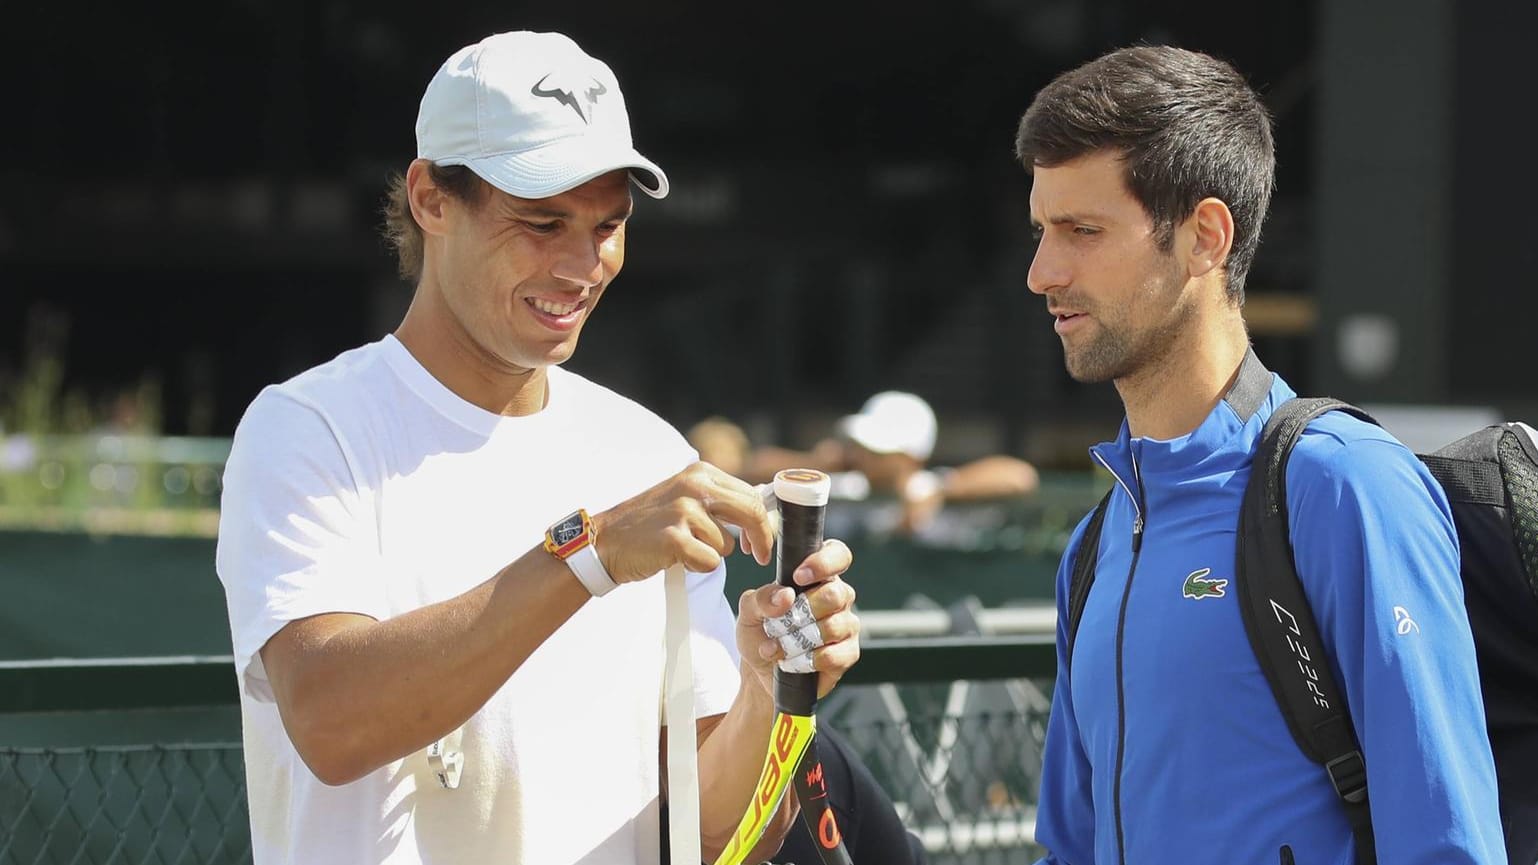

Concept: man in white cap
[[835, 391, 943, 501], [215, 31, 861, 865], [744, 391, 1039, 536]]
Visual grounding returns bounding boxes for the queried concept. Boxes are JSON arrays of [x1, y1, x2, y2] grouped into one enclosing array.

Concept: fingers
[[736, 484, 782, 564], [738, 527, 754, 563], [739, 583, 796, 629], [776, 636, 861, 679], [769, 607, 863, 668], [682, 463, 774, 566], [695, 505, 739, 563], [595, 461, 784, 584], [774, 621, 823, 660], [667, 524, 729, 574], [765, 595, 825, 660], [746, 576, 860, 669], [788, 539, 851, 587], [778, 650, 817, 674], [762, 594, 817, 638], [740, 575, 855, 629]]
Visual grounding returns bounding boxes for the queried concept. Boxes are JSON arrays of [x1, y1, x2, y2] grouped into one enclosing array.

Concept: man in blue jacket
[[1016, 46, 1507, 864]]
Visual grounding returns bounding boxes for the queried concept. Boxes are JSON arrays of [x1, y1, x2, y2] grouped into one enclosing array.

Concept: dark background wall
[[1, 1, 1528, 465], [1447, 1, 1538, 403]]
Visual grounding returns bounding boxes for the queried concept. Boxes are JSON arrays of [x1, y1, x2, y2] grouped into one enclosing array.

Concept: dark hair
[[1015, 45, 1275, 303], [381, 163, 491, 282]]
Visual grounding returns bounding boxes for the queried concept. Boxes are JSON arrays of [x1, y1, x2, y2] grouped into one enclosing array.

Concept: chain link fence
[[0, 744, 250, 865], [0, 681, 1051, 865], [824, 679, 1052, 864]]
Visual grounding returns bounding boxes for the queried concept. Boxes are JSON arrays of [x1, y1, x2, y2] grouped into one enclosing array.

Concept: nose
[[550, 235, 605, 289], [1026, 234, 1068, 297]]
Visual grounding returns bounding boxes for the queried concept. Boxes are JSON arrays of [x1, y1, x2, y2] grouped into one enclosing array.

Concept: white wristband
[[566, 543, 618, 597]]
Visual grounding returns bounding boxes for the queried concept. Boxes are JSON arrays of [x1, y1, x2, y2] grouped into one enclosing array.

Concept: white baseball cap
[[838, 391, 938, 462], [415, 31, 668, 200]]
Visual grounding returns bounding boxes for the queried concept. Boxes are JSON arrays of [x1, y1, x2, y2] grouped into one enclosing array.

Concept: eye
[[523, 220, 559, 234], [597, 221, 624, 237], [1073, 225, 1100, 237], [1029, 226, 1044, 242]]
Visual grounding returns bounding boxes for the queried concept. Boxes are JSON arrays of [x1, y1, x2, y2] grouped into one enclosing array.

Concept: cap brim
[[450, 137, 668, 200]]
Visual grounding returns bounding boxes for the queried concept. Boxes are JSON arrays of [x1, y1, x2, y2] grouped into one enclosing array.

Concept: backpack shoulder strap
[[1066, 489, 1114, 666], [1238, 396, 1380, 865]]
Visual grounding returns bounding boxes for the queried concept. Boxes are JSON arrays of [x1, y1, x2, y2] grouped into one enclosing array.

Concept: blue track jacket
[[1033, 356, 1507, 865]]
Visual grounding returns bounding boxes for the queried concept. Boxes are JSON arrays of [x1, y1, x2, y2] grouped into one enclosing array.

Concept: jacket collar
[[1089, 348, 1293, 499]]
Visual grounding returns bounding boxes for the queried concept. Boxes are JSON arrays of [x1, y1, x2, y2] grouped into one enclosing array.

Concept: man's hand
[[592, 462, 776, 583], [736, 540, 860, 698]]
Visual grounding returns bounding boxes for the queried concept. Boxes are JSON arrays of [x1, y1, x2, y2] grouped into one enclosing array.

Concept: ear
[[1185, 196, 1234, 281], [406, 159, 451, 238]]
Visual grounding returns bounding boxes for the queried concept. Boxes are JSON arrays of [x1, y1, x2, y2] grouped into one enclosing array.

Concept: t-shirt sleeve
[[1288, 428, 1507, 863], [686, 561, 742, 719], [215, 389, 389, 703]]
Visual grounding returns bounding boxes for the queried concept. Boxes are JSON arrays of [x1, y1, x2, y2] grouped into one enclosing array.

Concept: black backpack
[[1067, 398, 1538, 865]]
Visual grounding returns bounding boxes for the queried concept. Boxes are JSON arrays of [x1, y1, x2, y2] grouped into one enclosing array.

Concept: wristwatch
[[544, 508, 618, 597]]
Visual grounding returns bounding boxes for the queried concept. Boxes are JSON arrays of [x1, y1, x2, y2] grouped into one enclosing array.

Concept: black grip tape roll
[[772, 469, 830, 716]]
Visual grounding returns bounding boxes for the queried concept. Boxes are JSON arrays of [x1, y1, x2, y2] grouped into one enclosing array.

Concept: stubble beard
[[1060, 261, 1187, 385], [1061, 315, 1137, 383]]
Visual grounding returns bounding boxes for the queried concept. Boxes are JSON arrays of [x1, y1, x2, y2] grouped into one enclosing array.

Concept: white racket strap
[[663, 563, 701, 865]]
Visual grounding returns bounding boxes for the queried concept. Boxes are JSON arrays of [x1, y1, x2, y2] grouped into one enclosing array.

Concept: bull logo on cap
[[530, 71, 608, 124]]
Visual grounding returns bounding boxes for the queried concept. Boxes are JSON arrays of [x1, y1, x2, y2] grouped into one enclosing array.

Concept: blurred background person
[[686, 415, 754, 478], [720, 390, 1040, 536]]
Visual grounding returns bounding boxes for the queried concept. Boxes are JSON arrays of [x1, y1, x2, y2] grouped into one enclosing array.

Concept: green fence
[[0, 641, 1056, 865], [0, 744, 248, 865]]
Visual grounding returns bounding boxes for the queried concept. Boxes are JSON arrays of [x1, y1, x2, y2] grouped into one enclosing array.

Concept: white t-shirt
[[215, 335, 742, 865]]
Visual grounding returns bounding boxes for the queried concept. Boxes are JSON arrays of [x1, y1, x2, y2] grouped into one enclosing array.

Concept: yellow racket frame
[[711, 712, 816, 865]]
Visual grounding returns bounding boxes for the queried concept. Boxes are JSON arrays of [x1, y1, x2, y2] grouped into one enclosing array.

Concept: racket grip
[[772, 469, 830, 717]]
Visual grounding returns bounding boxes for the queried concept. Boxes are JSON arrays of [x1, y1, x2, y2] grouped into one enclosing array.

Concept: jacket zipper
[[1092, 448, 1147, 865]]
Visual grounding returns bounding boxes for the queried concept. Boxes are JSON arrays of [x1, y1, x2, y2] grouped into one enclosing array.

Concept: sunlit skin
[[1026, 149, 1248, 440], [396, 162, 633, 417]]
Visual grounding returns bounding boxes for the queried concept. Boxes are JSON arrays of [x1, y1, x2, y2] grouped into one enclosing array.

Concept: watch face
[[552, 513, 586, 546]]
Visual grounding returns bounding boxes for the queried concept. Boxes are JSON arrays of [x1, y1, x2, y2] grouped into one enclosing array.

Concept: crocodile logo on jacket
[[1182, 567, 1229, 600]]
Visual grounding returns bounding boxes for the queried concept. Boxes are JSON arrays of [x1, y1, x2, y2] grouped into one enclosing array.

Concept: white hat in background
[[415, 31, 669, 200], [838, 391, 937, 461]]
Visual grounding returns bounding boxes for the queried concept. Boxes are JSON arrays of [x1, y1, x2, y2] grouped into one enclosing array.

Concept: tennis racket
[[713, 469, 852, 865]]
